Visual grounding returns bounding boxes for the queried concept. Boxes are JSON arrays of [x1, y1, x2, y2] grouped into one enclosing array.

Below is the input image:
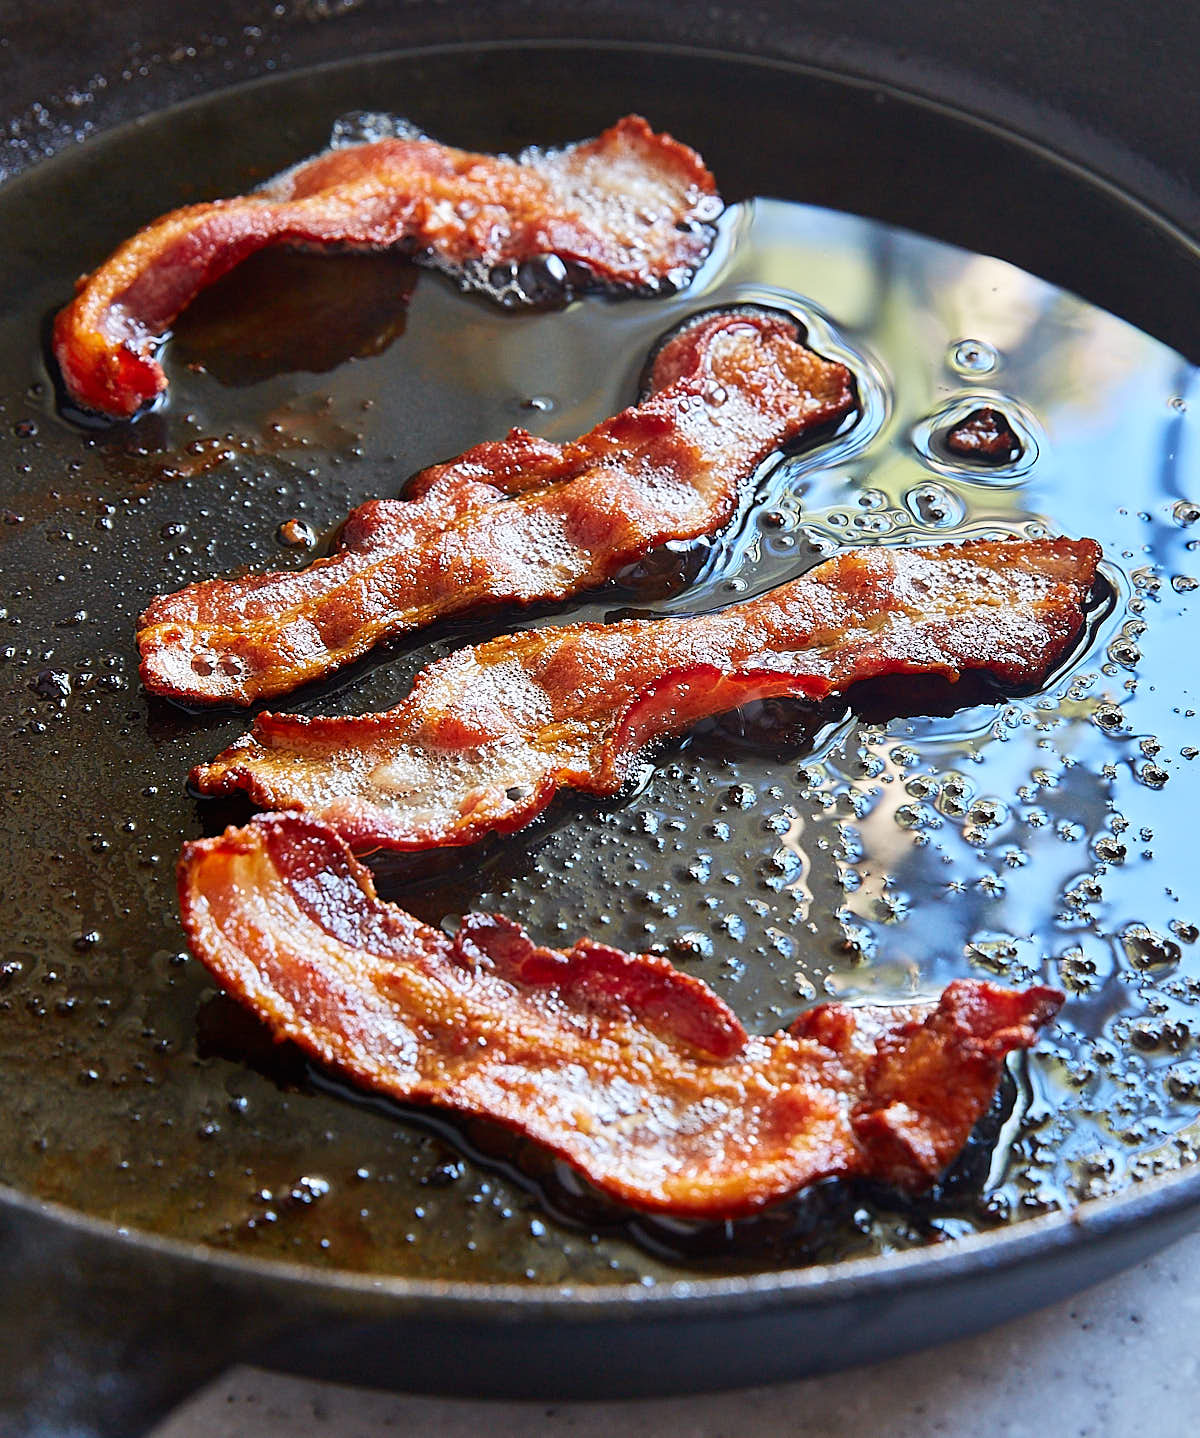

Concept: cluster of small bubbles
[[935, 772, 973, 817], [289, 1175, 331, 1205], [1121, 925, 1182, 973], [1130, 565, 1162, 596], [873, 890, 909, 923], [857, 488, 888, 511], [843, 746, 884, 782], [423, 1156, 466, 1188], [1057, 947, 1100, 994], [904, 482, 966, 529], [1070, 1151, 1122, 1201], [1106, 623, 1143, 668], [965, 938, 1020, 977], [329, 111, 426, 147], [1166, 1062, 1200, 1101], [1171, 574, 1198, 593], [1063, 875, 1103, 913]]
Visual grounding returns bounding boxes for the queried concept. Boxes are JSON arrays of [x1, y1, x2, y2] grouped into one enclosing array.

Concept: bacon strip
[[138, 310, 855, 704], [53, 115, 720, 419], [179, 812, 1063, 1217], [193, 536, 1101, 852]]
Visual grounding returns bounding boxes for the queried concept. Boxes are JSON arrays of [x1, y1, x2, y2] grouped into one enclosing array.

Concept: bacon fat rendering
[[53, 115, 720, 419], [139, 309, 855, 704], [179, 811, 1063, 1217], [193, 536, 1101, 852]]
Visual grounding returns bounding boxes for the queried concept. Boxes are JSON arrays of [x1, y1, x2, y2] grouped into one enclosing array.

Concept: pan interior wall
[[0, 43, 1198, 1285]]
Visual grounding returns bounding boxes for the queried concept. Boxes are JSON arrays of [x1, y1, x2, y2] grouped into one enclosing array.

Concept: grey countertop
[[152, 1225, 1200, 1438]]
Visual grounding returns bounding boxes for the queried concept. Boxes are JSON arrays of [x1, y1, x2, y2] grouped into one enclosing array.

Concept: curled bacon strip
[[179, 812, 1063, 1217], [53, 115, 720, 419], [193, 536, 1101, 852], [139, 309, 855, 704]]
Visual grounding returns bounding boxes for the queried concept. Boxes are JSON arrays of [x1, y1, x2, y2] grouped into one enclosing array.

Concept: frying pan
[[1, 3, 1199, 1436]]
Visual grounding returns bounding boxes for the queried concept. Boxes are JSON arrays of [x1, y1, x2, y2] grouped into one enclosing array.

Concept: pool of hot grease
[[0, 52, 1197, 1284]]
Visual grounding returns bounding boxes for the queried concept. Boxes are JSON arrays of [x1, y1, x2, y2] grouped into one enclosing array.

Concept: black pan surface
[[0, 10, 1199, 1437]]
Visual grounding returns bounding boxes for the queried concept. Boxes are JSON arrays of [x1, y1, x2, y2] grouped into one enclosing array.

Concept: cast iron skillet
[[1, 4, 1198, 1436]]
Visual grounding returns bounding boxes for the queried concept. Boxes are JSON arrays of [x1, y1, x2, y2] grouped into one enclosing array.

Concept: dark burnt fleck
[[944, 406, 1023, 463], [31, 668, 71, 699]]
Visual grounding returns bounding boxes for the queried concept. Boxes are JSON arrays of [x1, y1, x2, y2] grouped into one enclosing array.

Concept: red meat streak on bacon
[[52, 115, 720, 419], [193, 536, 1101, 852], [138, 309, 854, 704], [179, 811, 1063, 1217]]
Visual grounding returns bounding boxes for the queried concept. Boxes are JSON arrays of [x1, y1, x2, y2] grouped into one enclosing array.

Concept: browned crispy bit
[[944, 406, 1023, 463]]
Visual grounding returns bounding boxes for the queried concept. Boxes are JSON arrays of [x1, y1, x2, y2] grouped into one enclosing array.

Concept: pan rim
[[4, 35, 1196, 264], [4, 32, 1199, 1316], [5, 1160, 1199, 1313]]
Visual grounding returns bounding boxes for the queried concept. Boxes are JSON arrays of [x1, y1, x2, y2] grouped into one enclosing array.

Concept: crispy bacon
[[179, 812, 1063, 1217], [193, 536, 1101, 852], [53, 115, 720, 419], [945, 407, 1023, 464], [138, 309, 855, 704]]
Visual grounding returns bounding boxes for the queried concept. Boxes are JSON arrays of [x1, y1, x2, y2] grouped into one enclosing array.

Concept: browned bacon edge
[[138, 308, 855, 704], [179, 811, 1063, 1218], [53, 115, 721, 419], [193, 536, 1102, 853]]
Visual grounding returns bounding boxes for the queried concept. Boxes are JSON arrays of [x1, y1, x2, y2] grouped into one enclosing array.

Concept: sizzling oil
[[0, 69, 1198, 1286]]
